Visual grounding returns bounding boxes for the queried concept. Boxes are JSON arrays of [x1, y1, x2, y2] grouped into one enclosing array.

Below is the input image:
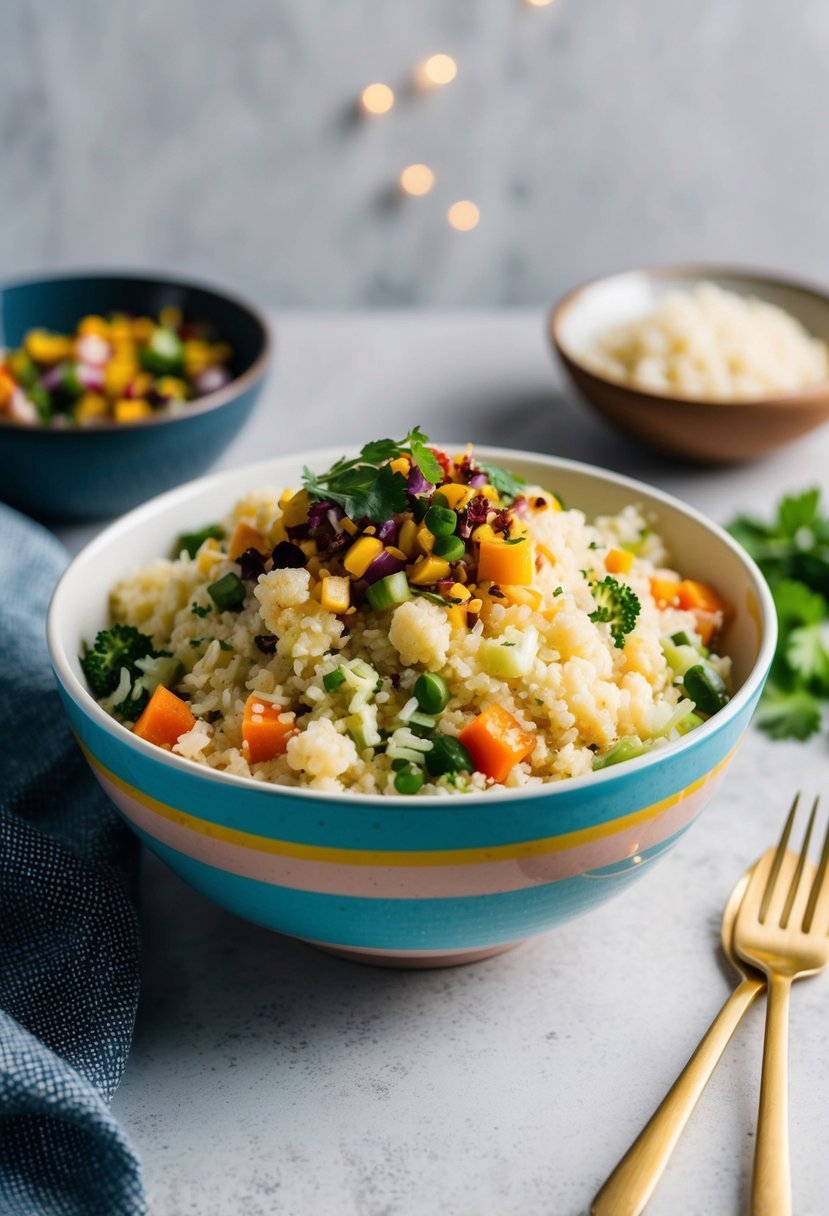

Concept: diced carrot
[[649, 577, 681, 607], [693, 613, 719, 646], [676, 579, 727, 616], [477, 537, 535, 586], [242, 694, 296, 764], [228, 521, 269, 561], [134, 686, 195, 748], [606, 548, 633, 575], [458, 704, 535, 783]]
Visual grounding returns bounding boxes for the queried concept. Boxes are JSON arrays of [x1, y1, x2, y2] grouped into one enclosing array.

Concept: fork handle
[[752, 972, 793, 1216], [591, 976, 764, 1216]]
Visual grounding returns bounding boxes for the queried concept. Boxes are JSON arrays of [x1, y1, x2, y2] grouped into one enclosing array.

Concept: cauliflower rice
[[87, 437, 732, 797], [584, 281, 829, 400]]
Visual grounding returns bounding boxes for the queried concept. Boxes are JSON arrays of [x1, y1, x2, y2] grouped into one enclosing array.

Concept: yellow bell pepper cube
[[196, 538, 223, 574], [446, 603, 468, 630], [437, 483, 474, 511], [500, 584, 543, 610], [114, 398, 153, 423], [408, 555, 452, 585], [73, 393, 109, 424], [156, 376, 188, 400], [389, 456, 411, 476], [397, 518, 417, 558], [415, 522, 436, 555], [25, 330, 74, 364], [477, 537, 535, 586], [321, 576, 351, 613], [280, 489, 310, 528], [341, 516, 358, 536], [227, 521, 269, 561], [471, 523, 495, 544], [104, 360, 138, 399], [344, 537, 384, 578], [605, 548, 634, 575], [184, 340, 211, 377], [449, 583, 472, 602]]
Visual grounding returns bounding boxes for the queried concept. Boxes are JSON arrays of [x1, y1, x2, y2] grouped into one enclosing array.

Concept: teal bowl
[[0, 271, 271, 520], [47, 449, 776, 967]]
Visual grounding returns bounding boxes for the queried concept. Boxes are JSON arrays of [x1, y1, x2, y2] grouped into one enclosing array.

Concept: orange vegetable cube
[[134, 686, 195, 748], [477, 537, 535, 586], [606, 548, 633, 575], [649, 577, 681, 607], [228, 521, 269, 561], [676, 579, 727, 616], [242, 695, 296, 764], [458, 704, 535, 783]]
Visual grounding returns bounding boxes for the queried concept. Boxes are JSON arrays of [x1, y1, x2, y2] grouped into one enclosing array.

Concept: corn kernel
[[449, 583, 472, 602], [159, 306, 183, 330], [343, 537, 384, 577], [132, 317, 155, 344], [341, 517, 359, 536], [471, 523, 496, 544], [78, 315, 110, 339], [197, 538, 222, 574], [156, 376, 188, 400], [73, 393, 109, 423], [501, 584, 543, 609], [447, 603, 468, 631], [385, 546, 407, 562], [321, 575, 351, 613], [130, 372, 154, 399], [184, 339, 211, 377], [114, 398, 153, 423], [389, 456, 411, 476], [606, 548, 634, 575], [109, 316, 133, 344], [408, 555, 452, 585]]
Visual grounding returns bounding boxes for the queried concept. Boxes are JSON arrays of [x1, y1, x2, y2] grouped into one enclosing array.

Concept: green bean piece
[[425, 735, 473, 777], [414, 672, 450, 715], [682, 664, 729, 716]]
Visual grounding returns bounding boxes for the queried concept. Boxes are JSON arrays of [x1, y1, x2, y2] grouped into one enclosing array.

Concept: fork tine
[[802, 807, 829, 933], [780, 797, 818, 928], [759, 791, 800, 924]]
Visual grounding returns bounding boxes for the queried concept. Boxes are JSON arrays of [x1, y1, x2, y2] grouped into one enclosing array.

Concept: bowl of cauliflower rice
[[48, 430, 776, 965]]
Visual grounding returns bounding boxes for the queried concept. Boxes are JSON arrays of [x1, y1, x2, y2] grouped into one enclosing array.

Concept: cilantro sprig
[[302, 427, 443, 522], [729, 489, 829, 740], [477, 461, 526, 503]]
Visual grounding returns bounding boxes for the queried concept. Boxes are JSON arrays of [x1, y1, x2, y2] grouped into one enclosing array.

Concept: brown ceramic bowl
[[550, 265, 829, 463]]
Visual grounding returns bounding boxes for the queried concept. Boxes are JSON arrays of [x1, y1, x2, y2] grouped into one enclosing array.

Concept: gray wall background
[[2, 0, 825, 307]]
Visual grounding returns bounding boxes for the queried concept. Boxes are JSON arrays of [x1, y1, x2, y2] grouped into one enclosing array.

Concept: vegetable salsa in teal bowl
[[0, 272, 271, 520], [48, 447, 775, 966]]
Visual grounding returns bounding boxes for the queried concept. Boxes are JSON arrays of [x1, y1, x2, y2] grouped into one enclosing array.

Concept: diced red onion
[[194, 366, 232, 396], [469, 472, 488, 487], [327, 508, 344, 534], [76, 333, 111, 366], [307, 500, 335, 530], [77, 363, 104, 392], [511, 496, 529, 518], [363, 550, 406, 585], [41, 364, 65, 391], [407, 466, 433, 496], [376, 519, 398, 544]]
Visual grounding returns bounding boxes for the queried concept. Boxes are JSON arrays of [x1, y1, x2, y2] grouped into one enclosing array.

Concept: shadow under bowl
[[0, 271, 272, 520], [48, 448, 776, 966], [551, 264, 829, 463]]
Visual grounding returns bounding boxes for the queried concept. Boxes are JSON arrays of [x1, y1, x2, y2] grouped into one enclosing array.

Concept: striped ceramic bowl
[[48, 449, 776, 967]]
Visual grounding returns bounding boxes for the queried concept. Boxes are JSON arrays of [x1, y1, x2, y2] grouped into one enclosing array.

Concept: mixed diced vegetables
[[0, 307, 234, 427]]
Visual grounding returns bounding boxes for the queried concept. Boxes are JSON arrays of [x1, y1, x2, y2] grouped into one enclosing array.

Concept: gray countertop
[[59, 312, 829, 1215]]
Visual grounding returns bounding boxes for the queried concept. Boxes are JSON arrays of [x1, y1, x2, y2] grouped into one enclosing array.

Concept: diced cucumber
[[480, 625, 539, 679], [592, 736, 646, 771], [366, 571, 411, 611], [682, 664, 729, 716], [346, 704, 381, 751], [661, 639, 703, 678]]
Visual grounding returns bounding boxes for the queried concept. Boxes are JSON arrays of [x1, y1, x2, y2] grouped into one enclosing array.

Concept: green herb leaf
[[407, 426, 443, 484], [477, 461, 526, 503], [786, 624, 829, 688], [754, 685, 822, 741]]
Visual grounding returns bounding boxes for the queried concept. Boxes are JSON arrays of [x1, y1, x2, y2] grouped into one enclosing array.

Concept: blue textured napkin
[[0, 504, 147, 1216]]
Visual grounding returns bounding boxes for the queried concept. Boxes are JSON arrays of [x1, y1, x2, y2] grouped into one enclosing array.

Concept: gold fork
[[733, 794, 829, 1216], [591, 866, 765, 1216]]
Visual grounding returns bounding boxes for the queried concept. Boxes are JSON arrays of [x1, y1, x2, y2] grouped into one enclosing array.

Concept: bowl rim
[[0, 267, 273, 434], [550, 261, 829, 409], [48, 444, 777, 808]]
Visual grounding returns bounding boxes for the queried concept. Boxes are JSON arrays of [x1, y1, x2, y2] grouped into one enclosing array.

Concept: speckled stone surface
[[58, 313, 829, 1215], [4, 0, 829, 307]]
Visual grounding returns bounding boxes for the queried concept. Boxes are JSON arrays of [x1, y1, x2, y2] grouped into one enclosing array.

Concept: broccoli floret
[[80, 625, 155, 697], [113, 653, 182, 719], [589, 576, 641, 648]]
